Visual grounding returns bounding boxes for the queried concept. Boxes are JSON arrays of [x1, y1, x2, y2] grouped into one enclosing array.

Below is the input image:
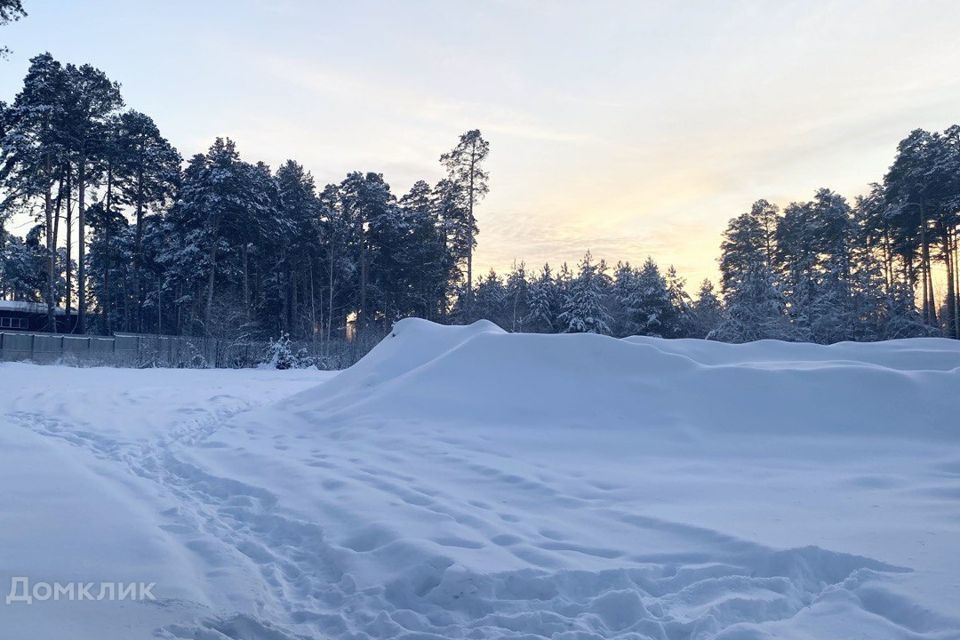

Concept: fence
[[0, 330, 385, 369]]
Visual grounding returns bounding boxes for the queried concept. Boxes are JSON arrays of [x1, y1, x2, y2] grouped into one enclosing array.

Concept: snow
[[1, 319, 958, 639]]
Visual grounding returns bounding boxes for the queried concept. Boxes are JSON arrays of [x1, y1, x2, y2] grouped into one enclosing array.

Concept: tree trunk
[[291, 268, 299, 336], [467, 152, 475, 303], [242, 244, 250, 321], [176, 284, 183, 336], [943, 230, 955, 339], [44, 154, 56, 332], [53, 173, 63, 310], [65, 164, 73, 320], [205, 240, 218, 333], [134, 165, 145, 332], [920, 218, 931, 325], [923, 229, 937, 327], [104, 163, 113, 334], [954, 226, 960, 339], [327, 247, 334, 353], [308, 258, 317, 348], [359, 228, 367, 333], [77, 153, 87, 333]]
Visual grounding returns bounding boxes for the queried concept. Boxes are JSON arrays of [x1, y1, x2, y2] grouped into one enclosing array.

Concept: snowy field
[[1, 319, 959, 639]]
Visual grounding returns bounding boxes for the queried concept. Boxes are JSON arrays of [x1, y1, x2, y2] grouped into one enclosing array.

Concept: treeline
[[1, 51, 958, 345], [0, 53, 488, 343], [436, 128, 960, 342]]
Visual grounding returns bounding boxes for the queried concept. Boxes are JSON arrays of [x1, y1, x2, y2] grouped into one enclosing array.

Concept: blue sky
[[3, 0, 960, 285]]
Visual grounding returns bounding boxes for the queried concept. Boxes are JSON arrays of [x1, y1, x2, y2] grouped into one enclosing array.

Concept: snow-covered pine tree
[[471, 269, 507, 325], [719, 202, 776, 297], [264, 332, 295, 369], [400, 180, 452, 321], [62, 62, 124, 332], [274, 160, 320, 336], [559, 251, 612, 334], [0, 226, 46, 301], [525, 263, 555, 333], [665, 265, 690, 337], [686, 279, 722, 338], [86, 200, 134, 334], [625, 257, 677, 337], [112, 110, 181, 331], [609, 261, 637, 337], [712, 264, 794, 342], [504, 262, 529, 332]]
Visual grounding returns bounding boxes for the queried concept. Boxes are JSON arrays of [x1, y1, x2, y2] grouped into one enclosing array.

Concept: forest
[[1, 51, 958, 346]]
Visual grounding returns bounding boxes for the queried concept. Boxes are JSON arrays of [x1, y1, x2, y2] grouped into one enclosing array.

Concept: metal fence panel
[[0, 329, 381, 370]]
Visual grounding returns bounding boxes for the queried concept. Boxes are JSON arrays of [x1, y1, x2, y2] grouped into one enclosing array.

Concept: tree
[[687, 279, 722, 338], [317, 182, 352, 346], [61, 62, 123, 332], [525, 263, 556, 333], [0, 225, 45, 300], [719, 201, 776, 297], [112, 110, 180, 330], [338, 171, 395, 332], [440, 130, 489, 302], [164, 139, 277, 335], [884, 129, 940, 328], [504, 262, 529, 331], [275, 160, 320, 335], [0, 53, 68, 329], [625, 257, 678, 337], [0, 0, 26, 58], [472, 269, 506, 325], [713, 264, 793, 342], [86, 200, 131, 333], [399, 180, 452, 320], [559, 251, 612, 335]]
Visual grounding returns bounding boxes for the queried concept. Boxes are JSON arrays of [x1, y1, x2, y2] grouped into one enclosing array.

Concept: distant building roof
[[0, 300, 74, 316]]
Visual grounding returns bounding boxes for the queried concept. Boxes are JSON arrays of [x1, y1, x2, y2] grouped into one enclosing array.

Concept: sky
[[2, 0, 960, 287]]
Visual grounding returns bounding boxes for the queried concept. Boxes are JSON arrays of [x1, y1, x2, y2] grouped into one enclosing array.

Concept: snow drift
[[294, 318, 960, 440]]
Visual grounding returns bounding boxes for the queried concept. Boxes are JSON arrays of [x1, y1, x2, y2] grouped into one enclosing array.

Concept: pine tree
[[504, 262, 529, 332], [713, 264, 794, 342], [525, 263, 555, 333], [317, 182, 353, 345], [0, 0, 26, 58], [665, 265, 690, 337], [86, 200, 131, 333], [472, 269, 506, 325], [559, 251, 612, 334], [440, 130, 489, 302], [687, 279, 722, 338], [625, 257, 677, 337], [162, 138, 278, 335], [338, 171, 396, 331], [111, 110, 180, 330], [400, 180, 452, 320], [0, 226, 45, 300], [62, 61, 123, 332], [719, 201, 776, 297], [0, 53, 69, 329], [275, 160, 320, 335]]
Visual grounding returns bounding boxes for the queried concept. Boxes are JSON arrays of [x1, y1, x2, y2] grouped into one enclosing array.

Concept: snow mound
[[293, 318, 960, 440]]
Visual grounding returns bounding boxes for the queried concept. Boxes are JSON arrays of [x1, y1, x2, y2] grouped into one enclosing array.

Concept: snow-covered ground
[[1, 319, 958, 639]]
